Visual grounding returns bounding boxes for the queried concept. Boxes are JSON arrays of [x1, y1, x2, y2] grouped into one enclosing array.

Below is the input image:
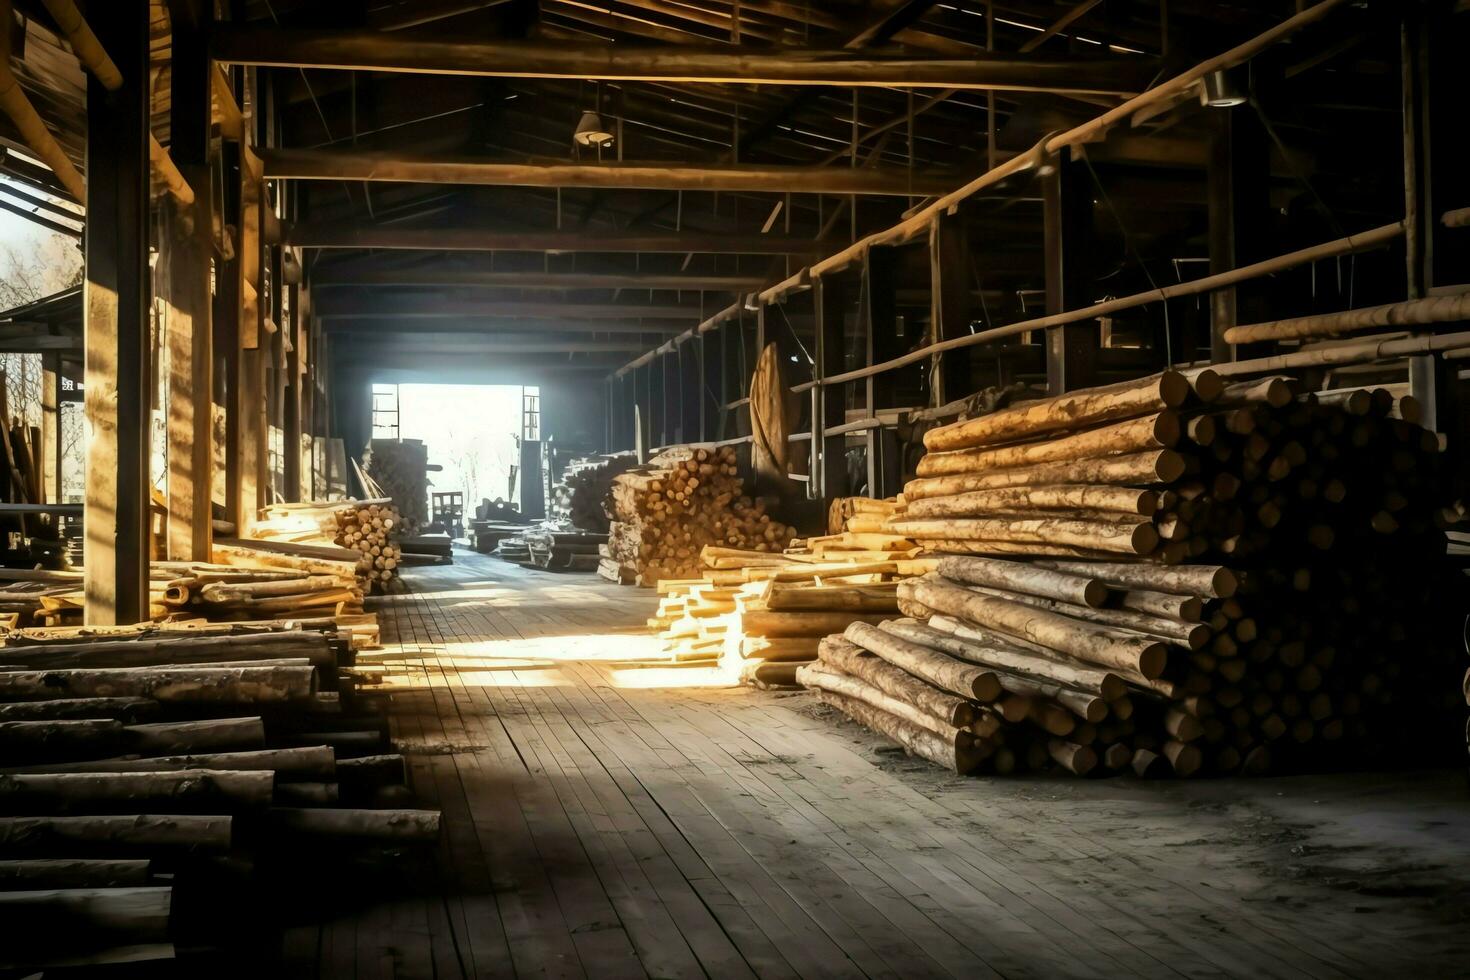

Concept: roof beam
[[311, 269, 766, 291], [315, 295, 707, 320], [213, 29, 1155, 94], [286, 221, 824, 254], [322, 316, 688, 334], [262, 148, 960, 196]]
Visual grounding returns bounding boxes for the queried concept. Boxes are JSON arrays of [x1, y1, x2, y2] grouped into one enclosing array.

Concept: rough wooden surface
[[286, 548, 1470, 976]]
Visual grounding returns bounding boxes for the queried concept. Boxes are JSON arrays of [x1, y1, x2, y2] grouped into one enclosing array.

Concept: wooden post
[[166, 0, 213, 559], [1042, 147, 1097, 395], [1207, 105, 1269, 365], [678, 338, 700, 444], [40, 352, 59, 504], [215, 135, 243, 530], [814, 275, 849, 501], [83, 0, 150, 625], [930, 208, 974, 404], [863, 246, 901, 497], [700, 328, 721, 441]]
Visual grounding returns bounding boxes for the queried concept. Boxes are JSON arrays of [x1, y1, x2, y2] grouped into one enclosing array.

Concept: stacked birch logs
[[551, 454, 635, 533], [800, 371, 1461, 777], [603, 446, 795, 585], [362, 439, 428, 532], [0, 625, 439, 970], [256, 499, 405, 593]]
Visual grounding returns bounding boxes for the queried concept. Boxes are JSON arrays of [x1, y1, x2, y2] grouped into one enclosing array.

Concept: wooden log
[[879, 618, 1126, 700], [797, 663, 971, 742], [1038, 560, 1237, 598], [274, 782, 340, 806], [0, 746, 336, 780], [1130, 748, 1170, 777], [923, 372, 1190, 452], [902, 450, 1187, 501], [0, 665, 316, 703], [890, 517, 1159, 555], [915, 412, 1181, 478], [962, 585, 1211, 649], [0, 698, 159, 723], [1224, 293, 1470, 344], [1113, 590, 1203, 622], [766, 586, 899, 613], [334, 753, 406, 787], [0, 770, 274, 814], [125, 717, 266, 755], [817, 636, 980, 725], [267, 807, 440, 842], [0, 886, 173, 967], [935, 556, 1107, 607], [734, 610, 891, 638], [812, 690, 985, 775], [1048, 739, 1097, 775], [0, 719, 124, 760], [0, 815, 232, 854], [738, 660, 804, 687], [843, 622, 1003, 700], [898, 579, 1167, 679], [903, 485, 1159, 519], [0, 858, 151, 890]]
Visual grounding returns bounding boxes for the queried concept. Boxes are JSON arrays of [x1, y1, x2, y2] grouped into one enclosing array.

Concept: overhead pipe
[[0, 0, 84, 200], [40, 0, 194, 204]]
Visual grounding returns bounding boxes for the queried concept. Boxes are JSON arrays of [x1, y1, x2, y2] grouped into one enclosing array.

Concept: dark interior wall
[[538, 378, 605, 455]]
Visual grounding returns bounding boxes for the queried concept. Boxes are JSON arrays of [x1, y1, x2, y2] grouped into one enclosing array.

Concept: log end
[[1081, 579, 1110, 609], [971, 672, 1003, 704], [1212, 567, 1240, 599], [1137, 642, 1169, 680], [1130, 522, 1161, 556], [1153, 411, 1182, 449], [1190, 369, 1224, 404], [1160, 369, 1193, 407], [1184, 624, 1213, 651], [1156, 450, 1187, 483]]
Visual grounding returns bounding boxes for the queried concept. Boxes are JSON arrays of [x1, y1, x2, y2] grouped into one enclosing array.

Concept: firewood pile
[[362, 439, 428, 533], [799, 371, 1462, 777], [549, 454, 635, 533], [601, 446, 796, 586], [254, 498, 406, 594], [0, 623, 439, 970]]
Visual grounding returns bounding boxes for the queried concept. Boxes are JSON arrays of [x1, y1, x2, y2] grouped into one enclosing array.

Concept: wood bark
[[812, 690, 986, 775], [267, 807, 441, 842], [0, 665, 316, 703], [1, 746, 336, 780], [915, 412, 1180, 478], [904, 484, 1158, 519], [797, 663, 970, 742], [1038, 560, 1238, 598], [843, 622, 1003, 700], [0, 858, 151, 890], [891, 517, 1159, 555], [0, 769, 274, 813], [963, 585, 1211, 649], [0, 698, 159, 722], [902, 450, 1186, 501], [0, 815, 232, 854], [0, 886, 173, 966], [734, 610, 892, 638], [124, 718, 266, 755], [817, 636, 979, 726], [935, 555, 1107, 607]]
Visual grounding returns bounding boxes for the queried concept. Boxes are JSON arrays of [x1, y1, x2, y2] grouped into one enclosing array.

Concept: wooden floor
[[291, 549, 1470, 978]]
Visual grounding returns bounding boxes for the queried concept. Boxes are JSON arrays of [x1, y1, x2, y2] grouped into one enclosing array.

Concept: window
[[522, 386, 540, 442], [372, 383, 400, 439]]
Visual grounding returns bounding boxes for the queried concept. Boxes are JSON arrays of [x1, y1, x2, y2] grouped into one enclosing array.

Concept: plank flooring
[[293, 548, 1470, 978]]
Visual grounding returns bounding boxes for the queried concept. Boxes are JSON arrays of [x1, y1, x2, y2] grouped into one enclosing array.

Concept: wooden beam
[[286, 222, 824, 254], [323, 337, 647, 354], [314, 296, 708, 320], [83, 0, 150, 626], [311, 269, 766, 291], [1043, 147, 1098, 395], [261, 148, 961, 196], [40, 352, 59, 504], [214, 29, 1156, 94]]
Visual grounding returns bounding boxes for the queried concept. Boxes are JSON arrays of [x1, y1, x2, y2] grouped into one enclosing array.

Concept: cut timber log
[[904, 484, 1159, 519], [0, 770, 274, 814], [903, 450, 1187, 501], [818, 635, 979, 726], [0, 698, 159, 722], [766, 586, 899, 612], [935, 556, 1107, 607], [0, 665, 316, 703], [267, 807, 441, 842], [843, 622, 1003, 701], [963, 586, 1211, 649], [737, 636, 822, 661], [0, 858, 151, 890], [0, 886, 173, 967], [1037, 560, 1238, 598], [889, 516, 1159, 556], [0, 719, 124, 760], [123, 718, 266, 755], [733, 610, 892, 638], [798, 663, 970, 742], [334, 753, 406, 787], [0, 815, 232, 854], [879, 618, 1127, 700], [1, 746, 336, 780], [915, 412, 1180, 478], [898, 579, 1167, 679], [813, 690, 986, 774], [923, 372, 1192, 451]]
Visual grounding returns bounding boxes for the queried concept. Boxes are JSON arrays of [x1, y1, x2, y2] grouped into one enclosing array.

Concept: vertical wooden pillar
[[1043, 147, 1097, 395], [678, 339, 700, 443], [700, 327, 722, 442], [215, 136, 243, 528], [83, 0, 150, 625], [166, 0, 213, 558], [284, 275, 302, 500], [930, 209, 974, 404], [1207, 107, 1269, 365], [814, 275, 849, 501], [41, 352, 59, 504], [863, 247, 901, 498]]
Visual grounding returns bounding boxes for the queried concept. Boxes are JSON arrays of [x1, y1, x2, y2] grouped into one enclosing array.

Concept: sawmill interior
[[1, 0, 1469, 975]]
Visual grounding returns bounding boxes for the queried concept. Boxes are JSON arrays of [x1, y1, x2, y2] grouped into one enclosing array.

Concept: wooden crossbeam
[[311, 269, 764, 290], [322, 316, 688, 334], [262, 148, 961, 196], [314, 295, 707, 320], [213, 29, 1156, 94], [286, 222, 824, 254]]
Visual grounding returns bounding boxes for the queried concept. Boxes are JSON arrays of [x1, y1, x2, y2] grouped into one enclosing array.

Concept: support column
[[930, 209, 974, 404], [700, 328, 722, 442], [814, 275, 849, 501], [41, 352, 59, 504], [215, 136, 243, 529], [1207, 105, 1269, 364], [863, 247, 901, 497], [83, 0, 150, 625], [166, 0, 213, 558], [1043, 147, 1097, 394], [678, 339, 700, 443]]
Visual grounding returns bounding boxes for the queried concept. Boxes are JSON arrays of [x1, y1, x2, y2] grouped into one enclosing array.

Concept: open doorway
[[370, 382, 537, 518]]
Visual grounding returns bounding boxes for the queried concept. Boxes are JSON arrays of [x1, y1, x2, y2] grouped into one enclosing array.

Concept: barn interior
[[1, 0, 1469, 975]]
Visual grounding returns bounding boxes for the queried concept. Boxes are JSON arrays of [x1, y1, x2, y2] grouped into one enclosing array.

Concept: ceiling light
[[573, 111, 614, 148]]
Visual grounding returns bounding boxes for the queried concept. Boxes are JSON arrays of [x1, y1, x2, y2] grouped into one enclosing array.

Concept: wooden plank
[[83, 0, 150, 625], [286, 223, 826, 255]]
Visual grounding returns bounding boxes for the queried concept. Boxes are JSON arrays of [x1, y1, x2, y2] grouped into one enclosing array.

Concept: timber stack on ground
[[800, 371, 1463, 777], [549, 454, 634, 533], [0, 624, 439, 969], [601, 446, 795, 585], [362, 440, 429, 534], [254, 499, 407, 593]]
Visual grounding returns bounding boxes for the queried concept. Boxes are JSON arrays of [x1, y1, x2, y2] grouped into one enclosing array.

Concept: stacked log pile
[[799, 371, 1462, 777], [523, 528, 607, 571], [255, 498, 406, 593], [0, 625, 439, 970], [550, 454, 635, 533], [362, 439, 428, 533], [602, 446, 795, 585]]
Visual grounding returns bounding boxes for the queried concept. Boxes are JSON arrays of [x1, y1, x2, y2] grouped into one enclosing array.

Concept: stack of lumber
[[799, 371, 1460, 778], [0, 625, 439, 970], [603, 446, 795, 586], [255, 499, 405, 593], [362, 439, 428, 533], [549, 454, 635, 533], [524, 528, 606, 571], [473, 520, 531, 554], [398, 533, 453, 564]]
